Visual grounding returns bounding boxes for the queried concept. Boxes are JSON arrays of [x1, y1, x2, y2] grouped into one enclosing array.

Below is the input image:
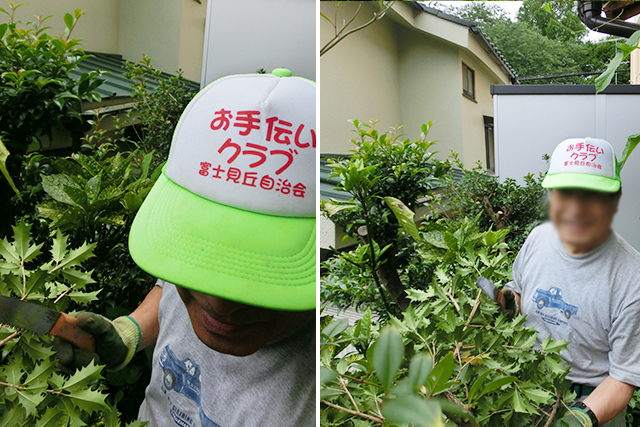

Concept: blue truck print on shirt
[[532, 287, 578, 319], [159, 345, 220, 427]]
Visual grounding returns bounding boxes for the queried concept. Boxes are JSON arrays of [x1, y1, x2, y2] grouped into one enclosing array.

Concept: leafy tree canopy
[[444, 1, 627, 83]]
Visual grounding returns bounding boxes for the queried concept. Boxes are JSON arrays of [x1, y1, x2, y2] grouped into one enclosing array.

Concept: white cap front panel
[[548, 138, 616, 178], [165, 74, 316, 217]]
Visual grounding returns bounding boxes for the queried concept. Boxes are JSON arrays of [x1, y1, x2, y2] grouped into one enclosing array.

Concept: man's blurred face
[[176, 286, 314, 356], [549, 188, 620, 254]]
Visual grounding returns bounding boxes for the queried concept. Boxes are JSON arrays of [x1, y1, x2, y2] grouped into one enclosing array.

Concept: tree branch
[[321, 400, 385, 424]]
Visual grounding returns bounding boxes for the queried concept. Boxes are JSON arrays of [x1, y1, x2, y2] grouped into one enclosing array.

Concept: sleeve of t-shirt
[[608, 299, 640, 387], [155, 279, 166, 288]]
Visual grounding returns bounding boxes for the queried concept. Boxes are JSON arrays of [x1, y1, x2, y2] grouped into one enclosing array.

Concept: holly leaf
[[24, 362, 56, 389], [477, 376, 517, 400], [544, 355, 568, 376], [67, 289, 101, 304], [125, 421, 150, 427], [0, 237, 20, 264], [51, 230, 69, 263], [540, 336, 569, 354], [103, 399, 122, 427], [24, 268, 49, 296], [21, 337, 55, 362], [0, 406, 26, 427], [60, 268, 95, 288], [37, 406, 65, 427], [62, 360, 104, 393], [521, 386, 553, 405], [57, 241, 96, 269], [512, 389, 535, 414], [16, 387, 46, 418], [66, 387, 110, 413], [11, 221, 31, 259]]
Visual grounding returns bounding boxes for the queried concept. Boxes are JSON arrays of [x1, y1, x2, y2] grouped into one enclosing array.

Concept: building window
[[484, 115, 495, 173], [462, 63, 475, 101]]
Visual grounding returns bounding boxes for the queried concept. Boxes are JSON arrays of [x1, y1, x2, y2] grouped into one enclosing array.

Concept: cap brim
[[541, 172, 620, 193], [129, 173, 315, 311]]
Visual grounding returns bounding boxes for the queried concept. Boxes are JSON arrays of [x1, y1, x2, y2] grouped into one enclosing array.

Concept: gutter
[[578, 1, 640, 38]]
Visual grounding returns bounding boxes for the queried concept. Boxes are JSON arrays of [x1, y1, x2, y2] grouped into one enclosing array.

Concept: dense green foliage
[[0, 221, 145, 426], [321, 218, 576, 426], [322, 120, 449, 316], [123, 55, 196, 167], [441, 155, 547, 251], [321, 121, 546, 319], [0, 4, 197, 422], [0, 3, 105, 236], [446, 2, 628, 83], [0, 4, 104, 157]]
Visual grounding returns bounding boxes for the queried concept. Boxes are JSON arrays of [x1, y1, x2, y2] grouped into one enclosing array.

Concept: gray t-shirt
[[506, 223, 640, 426], [508, 223, 640, 388], [137, 280, 315, 426]]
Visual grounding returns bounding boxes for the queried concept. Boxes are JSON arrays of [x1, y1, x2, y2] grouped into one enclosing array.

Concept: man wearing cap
[[53, 69, 316, 426], [500, 138, 640, 427]]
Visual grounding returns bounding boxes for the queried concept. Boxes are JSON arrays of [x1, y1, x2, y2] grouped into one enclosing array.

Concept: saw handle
[[50, 312, 96, 353], [496, 290, 506, 308]]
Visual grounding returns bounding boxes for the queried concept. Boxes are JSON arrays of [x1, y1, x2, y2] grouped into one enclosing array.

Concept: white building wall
[[202, 0, 315, 85], [493, 88, 640, 250]]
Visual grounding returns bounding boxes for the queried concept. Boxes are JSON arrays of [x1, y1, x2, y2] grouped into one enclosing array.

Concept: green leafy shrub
[[440, 154, 547, 251], [123, 54, 197, 167], [0, 2, 105, 237], [0, 221, 145, 426], [0, 3, 104, 157], [321, 218, 575, 426], [33, 131, 162, 422], [322, 120, 449, 314]]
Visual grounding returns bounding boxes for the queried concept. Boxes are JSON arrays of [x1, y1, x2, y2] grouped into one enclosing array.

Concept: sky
[[427, 1, 609, 42]]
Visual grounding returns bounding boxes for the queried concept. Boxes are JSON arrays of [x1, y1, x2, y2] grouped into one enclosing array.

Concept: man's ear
[[612, 189, 622, 213]]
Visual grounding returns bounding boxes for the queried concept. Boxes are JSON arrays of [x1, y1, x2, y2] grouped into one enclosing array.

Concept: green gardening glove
[[499, 289, 518, 319], [52, 312, 142, 371], [551, 408, 593, 427]]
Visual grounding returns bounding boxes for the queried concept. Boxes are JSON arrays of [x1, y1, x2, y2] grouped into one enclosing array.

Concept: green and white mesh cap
[[542, 138, 621, 193], [129, 69, 316, 311]]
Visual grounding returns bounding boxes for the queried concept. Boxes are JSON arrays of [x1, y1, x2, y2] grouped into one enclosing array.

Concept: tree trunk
[[376, 249, 410, 311]]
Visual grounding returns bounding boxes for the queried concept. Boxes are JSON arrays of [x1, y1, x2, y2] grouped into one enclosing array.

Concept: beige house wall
[[320, 1, 402, 154], [178, 0, 207, 82], [396, 26, 463, 160], [459, 51, 502, 169], [118, 0, 182, 76], [321, 1, 512, 168], [5, 0, 206, 82]]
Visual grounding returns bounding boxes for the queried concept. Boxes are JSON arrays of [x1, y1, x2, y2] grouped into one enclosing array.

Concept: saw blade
[[0, 295, 61, 336], [476, 277, 499, 301]]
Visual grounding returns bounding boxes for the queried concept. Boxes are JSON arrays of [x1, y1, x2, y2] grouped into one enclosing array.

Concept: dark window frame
[[484, 115, 495, 173], [462, 63, 476, 102]]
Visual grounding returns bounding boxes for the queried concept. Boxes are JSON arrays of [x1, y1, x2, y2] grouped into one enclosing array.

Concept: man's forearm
[[583, 376, 634, 424], [129, 285, 162, 351]]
